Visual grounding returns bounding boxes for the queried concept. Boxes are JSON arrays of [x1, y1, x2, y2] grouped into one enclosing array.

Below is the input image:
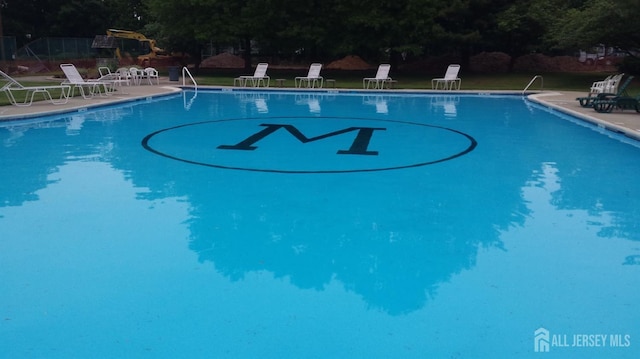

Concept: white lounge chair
[[295, 63, 323, 88], [431, 64, 461, 90], [98, 67, 112, 78], [0, 70, 71, 107], [234, 63, 270, 87], [363, 64, 392, 89], [60, 63, 112, 98]]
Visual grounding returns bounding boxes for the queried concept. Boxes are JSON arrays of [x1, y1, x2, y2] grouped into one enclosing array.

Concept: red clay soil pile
[[514, 54, 578, 72], [468, 52, 612, 73], [326, 55, 373, 70], [404, 52, 616, 73], [469, 52, 511, 73], [513, 53, 619, 72], [200, 52, 245, 69], [399, 56, 458, 73]]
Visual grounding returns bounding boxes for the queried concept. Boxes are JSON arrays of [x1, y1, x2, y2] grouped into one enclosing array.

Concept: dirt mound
[[201, 52, 245, 69], [468, 52, 614, 73], [326, 55, 373, 70], [513, 53, 618, 72], [469, 52, 511, 73], [399, 56, 460, 73], [402, 52, 616, 73], [514, 54, 573, 72]]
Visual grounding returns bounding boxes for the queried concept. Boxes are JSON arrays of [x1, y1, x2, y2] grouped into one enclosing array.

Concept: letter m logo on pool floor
[[217, 123, 386, 156], [534, 327, 550, 353]]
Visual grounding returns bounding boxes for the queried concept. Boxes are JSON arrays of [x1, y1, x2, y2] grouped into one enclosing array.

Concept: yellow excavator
[[105, 29, 170, 66]]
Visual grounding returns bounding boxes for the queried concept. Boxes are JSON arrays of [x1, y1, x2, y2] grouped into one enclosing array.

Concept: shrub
[[617, 56, 640, 75]]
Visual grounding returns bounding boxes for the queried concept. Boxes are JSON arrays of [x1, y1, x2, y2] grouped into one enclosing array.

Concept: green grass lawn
[[0, 81, 73, 106], [190, 70, 628, 92], [2, 71, 637, 106]]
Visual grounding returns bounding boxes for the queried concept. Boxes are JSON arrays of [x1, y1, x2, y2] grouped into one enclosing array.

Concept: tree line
[[3, 0, 640, 71]]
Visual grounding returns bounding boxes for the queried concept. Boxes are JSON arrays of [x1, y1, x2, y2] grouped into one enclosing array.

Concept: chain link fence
[[0, 36, 17, 61], [15, 37, 97, 60]]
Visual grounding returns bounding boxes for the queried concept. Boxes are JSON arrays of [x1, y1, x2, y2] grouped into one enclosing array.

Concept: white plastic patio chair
[[431, 64, 461, 90], [144, 67, 160, 85], [295, 63, 324, 88], [129, 67, 145, 85], [114, 68, 132, 86], [363, 64, 392, 89]]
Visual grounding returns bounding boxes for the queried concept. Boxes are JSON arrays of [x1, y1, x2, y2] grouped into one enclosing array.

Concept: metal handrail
[[182, 66, 198, 89], [523, 75, 543, 95], [181, 67, 198, 110]]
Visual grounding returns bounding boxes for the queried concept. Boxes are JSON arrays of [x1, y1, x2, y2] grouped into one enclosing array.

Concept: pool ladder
[[182, 67, 198, 88], [182, 67, 198, 110], [522, 75, 543, 95]]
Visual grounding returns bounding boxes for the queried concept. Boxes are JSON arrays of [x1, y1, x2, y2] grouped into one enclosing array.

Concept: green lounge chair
[[576, 75, 632, 107], [592, 90, 640, 114]]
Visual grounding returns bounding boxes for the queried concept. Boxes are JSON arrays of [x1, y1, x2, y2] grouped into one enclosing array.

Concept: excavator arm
[[106, 29, 167, 66]]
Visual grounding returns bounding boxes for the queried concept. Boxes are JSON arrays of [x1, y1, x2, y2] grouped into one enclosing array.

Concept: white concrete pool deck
[[2, 75, 640, 141]]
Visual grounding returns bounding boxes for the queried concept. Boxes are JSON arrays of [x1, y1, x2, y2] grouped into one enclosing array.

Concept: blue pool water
[[1, 90, 639, 358]]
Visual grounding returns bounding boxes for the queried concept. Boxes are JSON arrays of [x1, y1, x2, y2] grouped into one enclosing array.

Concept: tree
[[49, 0, 112, 37], [551, 0, 640, 55], [143, 0, 244, 69], [2, 0, 63, 45], [106, 0, 150, 30], [430, 0, 507, 66], [492, 0, 568, 69], [2, 0, 150, 47], [330, 0, 438, 64], [9, 0, 636, 74]]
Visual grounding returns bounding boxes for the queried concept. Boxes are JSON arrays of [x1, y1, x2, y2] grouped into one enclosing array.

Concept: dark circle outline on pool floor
[[141, 116, 478, 174]]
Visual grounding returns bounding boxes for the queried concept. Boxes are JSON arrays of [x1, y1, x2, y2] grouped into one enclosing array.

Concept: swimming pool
[[1, 90, 639, 358]]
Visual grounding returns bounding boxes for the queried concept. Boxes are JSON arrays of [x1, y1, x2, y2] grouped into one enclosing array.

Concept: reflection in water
[[363, 96, 389, 114], [1, 92, 640, 319], [234, 92, 270, 114], [623, 255, 640, 265], [254, 98, 268, 113], [295, 93, 322, 113], [65, 115, 85, 134], [430, 95, 459, 118], [183, 88, 198, 110]]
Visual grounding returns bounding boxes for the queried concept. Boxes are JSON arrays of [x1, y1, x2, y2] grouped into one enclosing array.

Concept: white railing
[[523, 75, 543, 95], [182, 67, 198, 89], [181, 67, 198, 110]]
